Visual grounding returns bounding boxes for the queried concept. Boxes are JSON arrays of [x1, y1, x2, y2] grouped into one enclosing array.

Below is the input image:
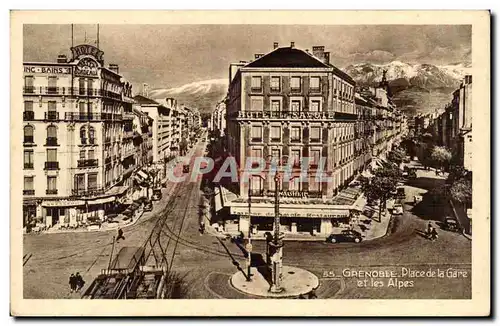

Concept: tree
[[388, 147, 406, 165], [361, 165, 401, 221], [449, 177, 472, 205], [430, 146, 452, 171]]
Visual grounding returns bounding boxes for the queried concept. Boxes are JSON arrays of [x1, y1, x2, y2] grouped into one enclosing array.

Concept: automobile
[[396, 187, 405, 199], [413, 195, 423, 204], [144, 201, 153, 212], [392, 203, 404, 215], [443, 216, 461, 232], [183, 164, 190, 173], [152, 189, 162, 201], [326, 229, 363, 243]]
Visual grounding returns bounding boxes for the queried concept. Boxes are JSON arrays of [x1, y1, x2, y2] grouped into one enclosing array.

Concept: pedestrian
[[298, 293, 306, 299], [75, 272, 85, 291], [116, 228, 125, 243], [427, 222, 433, 236], [69, 273, 76, 293], [430, 227, 438, 241], [308, 288, 318, 299]]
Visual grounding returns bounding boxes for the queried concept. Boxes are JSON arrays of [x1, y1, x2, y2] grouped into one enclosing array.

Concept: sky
[[24, 24, 471, 91]]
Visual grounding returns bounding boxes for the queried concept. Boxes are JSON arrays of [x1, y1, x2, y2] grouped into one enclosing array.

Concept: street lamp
[[268, 173, 284, 293]]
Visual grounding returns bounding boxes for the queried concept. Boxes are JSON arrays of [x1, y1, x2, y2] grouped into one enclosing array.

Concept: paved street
[[24, 156, 471, 299]]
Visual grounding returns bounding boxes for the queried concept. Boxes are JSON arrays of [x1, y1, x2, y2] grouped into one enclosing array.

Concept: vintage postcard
[[11, 10, 490, 316]]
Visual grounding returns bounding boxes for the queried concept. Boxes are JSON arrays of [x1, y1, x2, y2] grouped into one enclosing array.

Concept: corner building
[[22, 44, 135, 228], [224, 43, 362, 236]]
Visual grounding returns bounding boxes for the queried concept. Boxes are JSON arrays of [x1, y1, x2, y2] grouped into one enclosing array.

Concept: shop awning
[[42, 199, 85, 207], [230, 206, 349, 219], [87, 196, 116, 205], [106, 185, 129, 196]]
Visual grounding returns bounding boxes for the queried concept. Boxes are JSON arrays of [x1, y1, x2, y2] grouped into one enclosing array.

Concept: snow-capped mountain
[[343, 61, 471, 89], [149, 79, 228, 114]]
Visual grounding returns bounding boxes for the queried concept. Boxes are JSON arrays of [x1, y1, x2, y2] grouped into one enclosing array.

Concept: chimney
[[57, 54, 67, 63], [312, 46, 325, 61], [108, 64, 119, 74], [254, 53, 264, 59], [290, 41, 295, 48], [273, 42, 279, 49]]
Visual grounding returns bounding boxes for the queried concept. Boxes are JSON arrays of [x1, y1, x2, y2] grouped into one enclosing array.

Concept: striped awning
[[42, 200, 85, 207], [87, 196, 116, 205]]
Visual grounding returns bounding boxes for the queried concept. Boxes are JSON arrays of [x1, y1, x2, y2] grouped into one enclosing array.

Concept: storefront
[[228, 204, 351, 236]]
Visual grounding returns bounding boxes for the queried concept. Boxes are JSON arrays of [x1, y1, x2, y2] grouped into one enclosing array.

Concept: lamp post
[[246, 177, 252, 281], [269, 174, 284, 293]]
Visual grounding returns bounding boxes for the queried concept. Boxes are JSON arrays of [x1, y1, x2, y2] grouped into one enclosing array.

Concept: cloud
[[346, 50, 396, 64]]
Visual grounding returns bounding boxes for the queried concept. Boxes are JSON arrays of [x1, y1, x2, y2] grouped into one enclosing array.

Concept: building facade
[[22, 44, 135, 228], [223, 43, 364, 235]]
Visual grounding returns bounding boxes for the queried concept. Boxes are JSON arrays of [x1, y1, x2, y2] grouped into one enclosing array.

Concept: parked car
[[392, 203, 404, 215], [396, 187, 405, 199], [443, 216, 461, 232], [183, 164, 190, 173], [327, 230, 362, 243]]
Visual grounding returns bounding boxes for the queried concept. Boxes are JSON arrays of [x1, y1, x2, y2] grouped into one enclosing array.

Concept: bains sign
[[71, 44, 103, 78]]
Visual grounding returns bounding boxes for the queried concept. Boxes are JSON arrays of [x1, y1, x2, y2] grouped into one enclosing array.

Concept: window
[[251, 97, 263, 111], [88, 126, 95, 144], [24, 101, 33, 112], [250, 147, 263, 168], [80, 150, 86, 160], [310, 149, 321, 168], [290, 149, 301, 167], [270, 126, 281, 142], [250, 175, 263, 195], [88, 79, 94, 94], [251, 76, 262, 91], [88, 173, 98, 190], [79, 102, 86, 116], [80, 126, 87, 144], [47, 176, 57, 191], [48, 101, 56, 112], [48, 76, 57, 94], [24, 150, 33, 169], [310, 100, 320, 112], [47, 149, 57, 163], [291, 76, 301, 91], [251, 125, 263, 142], [290, 126, 301, 142], [23, 125, 34, 143], [310, 77, 321, 92], [24, 176, 34, 191], [291, 100, 301, 112], [271, 100, 281, 112], [24, 76, 34, 93], [310, 126, 321, 142], [309, 176, 321, 192], [289, 176, 302, 191], [79, 78, 86, 95], [88, 149, 95, 160], [271, 76, 280, 92], [74, 174, 85, 192], [270, 148, 281, 165]]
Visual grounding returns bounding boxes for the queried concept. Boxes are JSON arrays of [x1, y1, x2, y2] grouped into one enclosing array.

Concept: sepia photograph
[[10, 10, 490, 316]]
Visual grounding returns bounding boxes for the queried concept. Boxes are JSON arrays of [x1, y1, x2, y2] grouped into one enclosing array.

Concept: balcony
[[77, 159, 98, 168], [251, 137, 262, 143], [45, 137, 59, 146], [23, 190, 35, 195], [23, 111, 35, 121], [44, 161, 59, 170], [24, 163, 34, 169], [44, 111, 60, 121], [65, 112, 102, 121], [290, 138, 301, 144], [249, 189, 264, 197], [46, 189, 58, 195], [71, 187, 106, 197], [23, 136, 34, 145], [23, 86, 35, 94]]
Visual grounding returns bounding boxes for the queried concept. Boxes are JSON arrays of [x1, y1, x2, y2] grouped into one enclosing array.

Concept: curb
[[462, 230, 472, 241]]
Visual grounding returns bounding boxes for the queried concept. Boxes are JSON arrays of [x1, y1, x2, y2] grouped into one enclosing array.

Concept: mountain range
[[148, 61, 471, 117]]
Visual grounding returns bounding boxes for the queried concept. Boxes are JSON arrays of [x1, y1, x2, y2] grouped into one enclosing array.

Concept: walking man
[[75, 272, 85, 292], [427, 222, 433, 236], [69, 273, 76, 293], [116, 228, 125, 243]]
